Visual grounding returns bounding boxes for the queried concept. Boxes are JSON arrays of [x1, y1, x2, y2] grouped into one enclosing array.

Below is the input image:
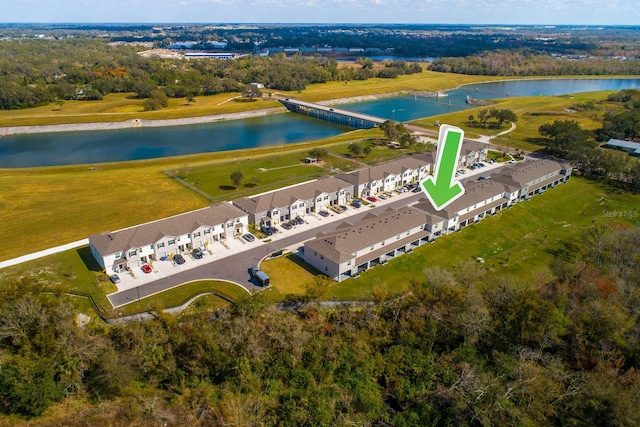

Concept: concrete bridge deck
[[278, 98, 387, 129]]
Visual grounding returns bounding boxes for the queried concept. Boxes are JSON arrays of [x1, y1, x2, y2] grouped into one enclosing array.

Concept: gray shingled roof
[[492, 159, 567, 188], [89, 202, 246, 256], [233, 177, 352, 214], [304, 206, 431, 264], [413, 179, 517, 218]]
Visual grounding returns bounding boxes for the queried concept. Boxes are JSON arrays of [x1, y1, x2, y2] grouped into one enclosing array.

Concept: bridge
[[278, 98, 387, 129]]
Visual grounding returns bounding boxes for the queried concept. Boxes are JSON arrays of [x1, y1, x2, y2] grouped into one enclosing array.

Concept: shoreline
[[0, 92, 403, 136]]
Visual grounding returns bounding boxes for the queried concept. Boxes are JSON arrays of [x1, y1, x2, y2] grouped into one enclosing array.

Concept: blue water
[[340, 78, 640, 123], [0, 114, 351, 168], [2, 78, 640, 168]]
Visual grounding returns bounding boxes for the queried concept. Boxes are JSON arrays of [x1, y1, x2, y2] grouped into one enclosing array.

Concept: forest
[[0, 222, 639, 426], [0, 38, 421, 110]]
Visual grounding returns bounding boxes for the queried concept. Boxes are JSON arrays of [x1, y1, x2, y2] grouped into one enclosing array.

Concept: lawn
[[259, 177, 640, 300]]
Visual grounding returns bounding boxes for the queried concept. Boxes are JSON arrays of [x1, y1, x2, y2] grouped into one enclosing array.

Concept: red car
[[141, 264, 152, 274], [367, 196, 378, 203]]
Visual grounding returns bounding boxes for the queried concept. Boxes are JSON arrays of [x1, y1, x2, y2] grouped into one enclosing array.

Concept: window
[[320, 255, 324, 260], [406, 231, 410, 236], [347, 260, 351, 266], [381, 241, 385, 246], [157, 242, 165, 249], [115, 252, 121, 259], [317, 198, 322, 202], [396, 235, 400, 240], [204, 229, 211, 235], [128, 250, 137, 257], [150, 245, 153, 250], [370, 245, 374, 251], [168, 239, 175, 245], [193, 232, 201, 238], [292, 204, 297, 209]]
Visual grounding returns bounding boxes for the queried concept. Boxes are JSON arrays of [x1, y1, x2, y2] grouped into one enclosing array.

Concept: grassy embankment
[[260, 177, 640, 300]]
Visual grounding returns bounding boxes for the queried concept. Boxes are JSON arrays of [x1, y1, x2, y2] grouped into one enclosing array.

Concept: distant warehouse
[[185, 52, 238, 59], [603, 138, 640, 156]]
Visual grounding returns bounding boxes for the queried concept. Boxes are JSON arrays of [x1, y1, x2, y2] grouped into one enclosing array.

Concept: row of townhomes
[[90, 141, 488, 274], [90, 203, 248, 274], [233, 177, 353, 228], [302, 159, 572, 281]]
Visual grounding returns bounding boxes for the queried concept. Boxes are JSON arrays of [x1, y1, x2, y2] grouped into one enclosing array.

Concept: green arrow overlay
[[421, 125, 466, 210]]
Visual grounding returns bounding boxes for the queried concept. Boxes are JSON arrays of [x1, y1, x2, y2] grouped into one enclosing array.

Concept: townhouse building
[[303, 206, 434, 281], [304, 159, 573, 281], [232, 177, 353, 228], [89, 202, 248, 274], [335, 156, 431, 198]]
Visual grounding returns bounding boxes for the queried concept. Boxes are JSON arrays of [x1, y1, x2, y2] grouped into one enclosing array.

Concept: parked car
[[319, 210, 330, 217], [261, 227, 274, 236], [351, 200, 362, 208], [269, 250, 284, 259], [199, 246, 209, 255], [141, 264, 152, 274], [367, 196, 378, 203], [109, 274, 120, 284], [173, 254, 186, 265], [412, 186, 422, 193], [192, 248, 203, 259], [294, 216, 304, 225], [340, 205, 349, 212], [457, 169, 467, 175], [378, 194, 388, 200]]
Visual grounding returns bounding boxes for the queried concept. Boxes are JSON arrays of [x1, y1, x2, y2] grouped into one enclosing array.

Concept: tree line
[[0, 38, 421, 110], [0, 221, 638, 425], [429, 50, 640, 76]]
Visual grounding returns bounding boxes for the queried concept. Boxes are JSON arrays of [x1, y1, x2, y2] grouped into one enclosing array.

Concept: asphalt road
[[107, 192, 425, 308]]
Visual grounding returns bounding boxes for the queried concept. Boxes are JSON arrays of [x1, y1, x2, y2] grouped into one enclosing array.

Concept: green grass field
[[260, 177, 640, 300]]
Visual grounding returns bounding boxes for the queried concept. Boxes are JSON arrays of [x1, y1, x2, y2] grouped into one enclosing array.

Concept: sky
[[1, 0, 639, 25]]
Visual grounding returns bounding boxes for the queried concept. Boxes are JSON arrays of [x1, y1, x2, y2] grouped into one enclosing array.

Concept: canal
[[2, 78, 640, 168]]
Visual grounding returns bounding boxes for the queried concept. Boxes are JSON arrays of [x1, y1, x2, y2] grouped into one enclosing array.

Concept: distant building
[[604, 138, 640, 156], [185, 52, 237, 59]]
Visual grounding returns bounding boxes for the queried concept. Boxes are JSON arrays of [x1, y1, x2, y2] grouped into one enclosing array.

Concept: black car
[[319, 210, 330, 217], [242, 233, 256, 242], [281, 222, 293, 230], [192, 248, 203, 259], [294, 216, 304, 225], [173, 254, 186, 265]]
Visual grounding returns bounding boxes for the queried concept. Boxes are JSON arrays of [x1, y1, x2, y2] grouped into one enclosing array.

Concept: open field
[[260, 177, 640, 300]]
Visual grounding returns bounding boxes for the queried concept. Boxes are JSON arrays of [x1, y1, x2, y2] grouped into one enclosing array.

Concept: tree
[[186, 93, 195, 105], [230, 170, 243, 189], [308, 147, 329, 160], [242, 85, 262, 102], [348, 142, 362, 157], [494, 109, 518, 126], [538, 120, 592, 153], [363, 146, 372, 157]]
